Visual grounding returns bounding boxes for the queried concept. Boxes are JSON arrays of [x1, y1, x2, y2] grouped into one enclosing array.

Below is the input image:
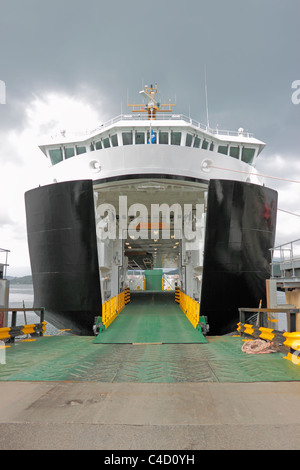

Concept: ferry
[[25, 84, 277, 335]]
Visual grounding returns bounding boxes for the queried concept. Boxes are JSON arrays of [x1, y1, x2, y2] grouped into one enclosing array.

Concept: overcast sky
[[0, 0, 300, 276]]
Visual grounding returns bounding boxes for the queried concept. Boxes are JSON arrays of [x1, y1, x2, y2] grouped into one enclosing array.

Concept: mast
[[127, 83, 176, 120]]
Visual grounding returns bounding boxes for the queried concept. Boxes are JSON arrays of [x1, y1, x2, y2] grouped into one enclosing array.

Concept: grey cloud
[[0, 0, 299, 162]]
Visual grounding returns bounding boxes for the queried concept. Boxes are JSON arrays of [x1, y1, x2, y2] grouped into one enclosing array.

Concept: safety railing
[[48, 113, 254, 142], [101, 289, 130, 330], [0, 308, 46, 343], [175, 287, 208, 333], [238, 307, 300, 365], [270, 238, 300, 279]]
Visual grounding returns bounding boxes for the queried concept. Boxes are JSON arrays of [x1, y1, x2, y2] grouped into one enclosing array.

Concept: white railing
[[270, 239, 300, 279], [0, 248, 10, 279], [47, 113, 254, 142]]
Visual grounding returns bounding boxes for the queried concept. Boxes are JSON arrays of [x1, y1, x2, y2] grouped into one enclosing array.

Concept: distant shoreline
[[7, 275, 32, 285]]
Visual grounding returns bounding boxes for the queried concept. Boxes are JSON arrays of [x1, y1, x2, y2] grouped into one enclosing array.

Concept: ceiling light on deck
[[137, 184, 165, 191]]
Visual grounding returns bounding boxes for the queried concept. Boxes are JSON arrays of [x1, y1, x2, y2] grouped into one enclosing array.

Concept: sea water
[[8, 284, 59, 335], [7, 284, 288, 335]]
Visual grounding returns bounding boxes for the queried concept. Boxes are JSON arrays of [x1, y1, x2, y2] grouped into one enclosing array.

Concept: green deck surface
[[94, 292, 207, 344], [1, 335, 300, 383], [1, 292, 299, 383]]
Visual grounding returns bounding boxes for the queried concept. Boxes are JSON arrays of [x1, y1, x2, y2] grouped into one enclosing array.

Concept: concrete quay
[[1, 381, 300, 450]]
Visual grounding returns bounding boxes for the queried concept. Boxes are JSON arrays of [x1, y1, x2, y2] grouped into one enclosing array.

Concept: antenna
[[204, 65, 210, 129]]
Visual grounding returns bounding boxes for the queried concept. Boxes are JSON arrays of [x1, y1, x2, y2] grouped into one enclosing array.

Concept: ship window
[[159, 131, 169, 144], [230, 146, 239, 159], [95, 140, 102, 150], [210, 142, 214, 151], [122, 132, 133, 145], [76, 146, 86, 155], [135, 131, 145, 144], [65, 147, 75, 159], [218, 145, 228, 155], [103, 137, 110, 148], [49, 148, 63, 165], [90, 143, 95, 151], [202, 140, 209, 150], [171, 132, 181, 146], [193, 136, 201, 148], [185, 133, 193, 147], [111, 134, 118, 147], [242, 147, 255, 164]]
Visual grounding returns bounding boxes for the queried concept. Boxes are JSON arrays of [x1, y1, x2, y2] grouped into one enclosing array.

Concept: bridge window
[[202, 140, 209, 150], [65, 147, 75, 159], [242, 147, 255, 164], [159, 131, 169, 144], [103, 137, 110, 148], [122, 132, 133, 145], [193, 136, 201, 148], [111, 134, 118, 147], [185, 133, 193, 147], [230, 146, 239, 159], [135, 131, 145, 144], [95, 140, 102, 150], [76, 146, 86, 155], [171, 132, 181, 146], [49, 148, 63, 165], [218, 145, 228, 155], [210, 142, 214, 151]]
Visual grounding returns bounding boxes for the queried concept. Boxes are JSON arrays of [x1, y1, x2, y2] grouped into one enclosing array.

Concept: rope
[[208, 164, 300, 185], [207, 164, 300, 218], [241, 339, 279, 354]]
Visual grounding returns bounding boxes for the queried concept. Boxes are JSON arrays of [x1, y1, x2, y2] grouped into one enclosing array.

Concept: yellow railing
[[0, 322, 47, 342], [283, 332, 300, 365], [102, 289, 129, 329], [238, 311, 300, 366], [175, 288, 200, 329]]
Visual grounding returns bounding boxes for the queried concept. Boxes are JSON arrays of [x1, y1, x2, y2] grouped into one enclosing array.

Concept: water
[[7, 284, 289, 336], [8, 284, 60, 336]]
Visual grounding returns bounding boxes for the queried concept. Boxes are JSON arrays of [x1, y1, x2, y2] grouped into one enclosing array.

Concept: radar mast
[[128, 83, 176, 119]]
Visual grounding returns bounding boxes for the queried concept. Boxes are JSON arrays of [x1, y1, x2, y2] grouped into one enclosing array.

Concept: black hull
[[200, 179, 277, 335], [25, 178, 277, 336], [25, 180, 102, 336]]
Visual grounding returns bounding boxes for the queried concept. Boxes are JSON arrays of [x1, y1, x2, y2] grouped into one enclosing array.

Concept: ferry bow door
[[25, 180, 102, 335], [200, 179, 278, 335]]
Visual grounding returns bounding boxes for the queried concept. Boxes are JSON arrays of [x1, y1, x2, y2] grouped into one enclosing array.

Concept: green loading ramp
[[93, 291, 207, 344], [145, 269, 163, 291]]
